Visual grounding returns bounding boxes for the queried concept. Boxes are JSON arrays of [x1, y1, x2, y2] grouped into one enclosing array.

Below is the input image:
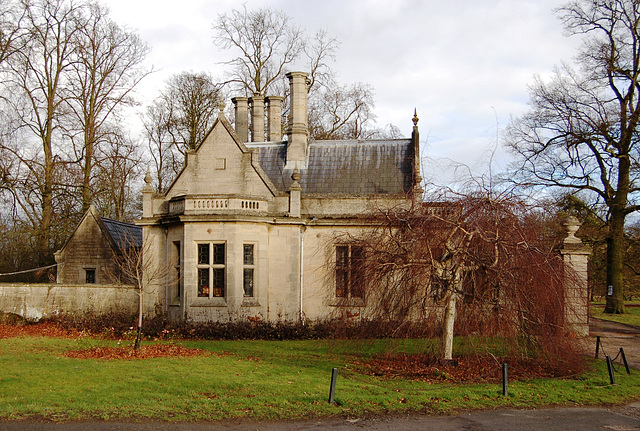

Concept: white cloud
[[102, 0, 581, 179]]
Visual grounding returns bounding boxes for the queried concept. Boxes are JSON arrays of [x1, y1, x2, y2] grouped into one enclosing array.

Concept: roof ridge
[[100, 217, 138, 227]]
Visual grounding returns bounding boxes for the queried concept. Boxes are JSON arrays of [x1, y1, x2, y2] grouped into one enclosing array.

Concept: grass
[[591, 300, 640, 327], [0, 335, 639, 422]]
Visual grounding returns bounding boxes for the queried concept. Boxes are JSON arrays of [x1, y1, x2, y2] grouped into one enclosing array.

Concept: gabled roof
[[162, 111, 281, 197], [247, 138, 413, 194], [101, 217, 142, 250], [56, 206, 142, 257]]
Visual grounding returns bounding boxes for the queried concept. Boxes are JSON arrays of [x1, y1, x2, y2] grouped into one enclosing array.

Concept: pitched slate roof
[[247, 139, 413, 194], [101, 218, 142, 250]]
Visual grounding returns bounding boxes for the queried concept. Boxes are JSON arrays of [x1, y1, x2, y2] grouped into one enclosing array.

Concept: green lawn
[[591, 301, 640, 327], [0, 335, 639, 422]]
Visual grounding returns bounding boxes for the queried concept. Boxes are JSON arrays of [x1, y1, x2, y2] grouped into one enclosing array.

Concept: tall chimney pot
[[231, 97, 249, 142], [285, 71, 309, 168]]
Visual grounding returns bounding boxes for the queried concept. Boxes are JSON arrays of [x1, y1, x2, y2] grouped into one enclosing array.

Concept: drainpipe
[[299, 225, 306, 323], [164, 227, 169, 314]]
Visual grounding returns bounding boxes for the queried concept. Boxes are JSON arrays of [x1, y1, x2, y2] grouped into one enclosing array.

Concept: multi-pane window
[[243, 244, 255, 297], [335, 245, 364, 298], [197, 243, 225, 298]]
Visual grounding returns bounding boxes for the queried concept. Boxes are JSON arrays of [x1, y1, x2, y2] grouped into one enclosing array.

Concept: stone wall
[[0, 283, 139, 320]]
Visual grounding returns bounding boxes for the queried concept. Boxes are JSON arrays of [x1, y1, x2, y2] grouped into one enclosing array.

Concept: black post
[[620, 348, 631, 375], [595, 336, 600, 359], [502, 363, 508, 397], [328, 368, 338, 404], [606, 356, 615, 385]]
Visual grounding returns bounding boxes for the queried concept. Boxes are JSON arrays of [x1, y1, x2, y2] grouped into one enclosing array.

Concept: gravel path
[[588, 317, 640, 369]]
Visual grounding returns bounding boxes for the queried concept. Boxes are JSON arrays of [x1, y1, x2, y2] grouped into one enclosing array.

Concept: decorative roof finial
[[412, 109, 419, 127], [291, 167, 301, 183], [289, 167, 302, 192], [144, 166, 152, 186], [143, 166, 154, 193]]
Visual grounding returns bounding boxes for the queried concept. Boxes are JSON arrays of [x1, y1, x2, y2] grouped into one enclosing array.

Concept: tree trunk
[[82, 126, 94, 213], [604, 209, 626, 314], [441, 291, 458, 361], [134, 290, 143, 350]]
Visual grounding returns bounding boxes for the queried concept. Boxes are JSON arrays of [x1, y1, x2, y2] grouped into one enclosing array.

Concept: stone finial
[[562, 216, 582, 244], [290, 168, 302, 191], [218, 100, 226, 117], [292, 168, 301, 183], [143, 166, 153, 193], [289, 168, 302, 217]]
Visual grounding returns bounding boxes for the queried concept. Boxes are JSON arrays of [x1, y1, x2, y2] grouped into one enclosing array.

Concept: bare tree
[[506, 0, 640, 314], [162, 71, 222, 151], [308, 82, 378, 140], [109, 233, 174, 349], [0, 0, 150, 267], [0, 0, 27, 67], [332, 193, 566, 361], [2, 0, 87, 261], [93, 130, 142, 221], [214, 6, 306, 96], [142, 71, 222, 191], [66, 1, 150, 213], [142, 100, 176, 193]]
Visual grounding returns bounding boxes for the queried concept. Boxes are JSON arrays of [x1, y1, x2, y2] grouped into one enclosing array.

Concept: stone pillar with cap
[[232, 96, 249, 142], [411, 109, 423, 198], [142, 167, 154, 218], [289, 169, 302, 218], [560, 216, 591, 336]]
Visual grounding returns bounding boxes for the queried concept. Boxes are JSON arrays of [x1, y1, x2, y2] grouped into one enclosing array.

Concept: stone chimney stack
[[232, 97, 249, 142], [249, 94, 265, 142], [285, 71, 309, 169], [265, 96, 284, 141]]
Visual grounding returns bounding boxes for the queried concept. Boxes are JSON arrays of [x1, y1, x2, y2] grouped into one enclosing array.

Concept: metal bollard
[[328, 368, 338, 404], [595, 336, 601, 359], [502, 363, 508, 397], [620, 348, 631, 375], [606, 356, 616, 385]]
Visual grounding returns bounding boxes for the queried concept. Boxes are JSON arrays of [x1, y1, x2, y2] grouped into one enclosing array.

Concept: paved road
[[1, 319, 639, 430], [1, 405, 639, 431]]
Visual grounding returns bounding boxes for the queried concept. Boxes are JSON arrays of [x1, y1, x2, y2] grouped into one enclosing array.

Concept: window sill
[[191, 298, 227, 307], [241, 300, 261, 307], [329, 298, 365, 307]]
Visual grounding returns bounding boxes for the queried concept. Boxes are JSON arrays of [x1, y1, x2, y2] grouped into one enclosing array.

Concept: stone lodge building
[[55, 205, 142, 285], [138, 71, 423, 323]]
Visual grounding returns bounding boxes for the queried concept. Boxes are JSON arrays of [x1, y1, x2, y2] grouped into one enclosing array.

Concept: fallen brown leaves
[[1, 323, 208, 360], [0, 323, 82, 339], [357, 353, 585, 383], [63, 344, 208, 360]]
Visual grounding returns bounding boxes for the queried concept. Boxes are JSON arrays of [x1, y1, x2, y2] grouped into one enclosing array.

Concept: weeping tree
[[331, 193, 567, 361]]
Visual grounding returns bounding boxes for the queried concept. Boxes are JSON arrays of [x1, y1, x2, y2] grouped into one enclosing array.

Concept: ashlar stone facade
[[139, 71, 422, 323]]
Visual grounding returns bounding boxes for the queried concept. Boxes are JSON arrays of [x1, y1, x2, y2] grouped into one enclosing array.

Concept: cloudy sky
[[103, 0, 580, 183]]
